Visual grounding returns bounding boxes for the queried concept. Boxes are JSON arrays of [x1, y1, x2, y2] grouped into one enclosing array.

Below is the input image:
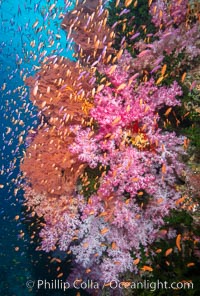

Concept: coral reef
[[20, 0, 200, 294], [61, 0, 116, 65]]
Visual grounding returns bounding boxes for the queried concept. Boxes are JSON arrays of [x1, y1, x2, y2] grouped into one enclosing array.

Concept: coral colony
[[18, 0, 199, 294]]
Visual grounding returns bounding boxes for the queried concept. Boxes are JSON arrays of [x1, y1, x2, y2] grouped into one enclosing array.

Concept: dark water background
[[0, 1, 89, 295]]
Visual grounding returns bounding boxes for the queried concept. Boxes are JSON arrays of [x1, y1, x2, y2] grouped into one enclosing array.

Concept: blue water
[[0, 1, 89, 295]]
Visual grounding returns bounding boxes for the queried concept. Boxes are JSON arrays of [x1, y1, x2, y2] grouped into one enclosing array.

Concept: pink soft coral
[[67, 55, 186, 283]]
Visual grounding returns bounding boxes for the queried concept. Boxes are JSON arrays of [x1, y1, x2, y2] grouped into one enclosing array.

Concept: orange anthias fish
[[141, 265, 153, 272], [176, 234, 182, 251]]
